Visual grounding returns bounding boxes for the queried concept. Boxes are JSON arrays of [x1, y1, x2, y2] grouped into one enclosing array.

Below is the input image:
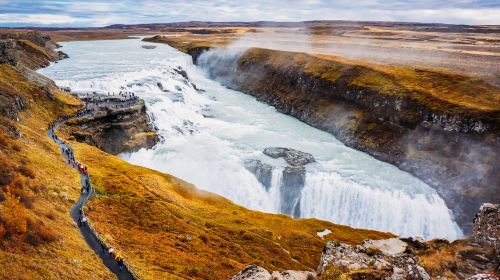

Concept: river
[[39, 38, 463, 240]]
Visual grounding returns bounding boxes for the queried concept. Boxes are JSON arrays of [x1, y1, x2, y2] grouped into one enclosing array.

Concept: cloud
[[0, 0, 498, 27], [0, 13, 84, 25]]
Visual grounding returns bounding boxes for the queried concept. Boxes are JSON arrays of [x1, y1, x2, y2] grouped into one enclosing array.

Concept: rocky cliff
[[472, 203, 500, 261], [65, 98, 158, 155], [182, 46, 500, 235], [0, 31, 68, 69]]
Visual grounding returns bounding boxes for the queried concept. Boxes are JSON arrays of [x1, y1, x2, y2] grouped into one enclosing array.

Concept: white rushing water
[[39, 38, 463, 240]]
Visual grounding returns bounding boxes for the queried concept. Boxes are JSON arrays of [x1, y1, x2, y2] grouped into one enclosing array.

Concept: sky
[[0, 0, 498, 27]]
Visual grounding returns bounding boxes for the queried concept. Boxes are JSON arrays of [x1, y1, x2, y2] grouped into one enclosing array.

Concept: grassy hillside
[[0, 65, 115, 279], [243, 48, 500, 120], [61, 139, 392, 279]]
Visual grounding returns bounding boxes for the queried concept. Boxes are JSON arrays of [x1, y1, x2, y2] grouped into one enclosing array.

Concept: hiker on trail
[[78, 215, 82, 227], [101, 241, 106, 253], [117, 256, 124, 271], [108, 247, 115, 259], [81, 217, 87, 225]]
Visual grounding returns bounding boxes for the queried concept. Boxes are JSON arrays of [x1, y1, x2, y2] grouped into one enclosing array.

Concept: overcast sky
[[0, 0, 498, 27]]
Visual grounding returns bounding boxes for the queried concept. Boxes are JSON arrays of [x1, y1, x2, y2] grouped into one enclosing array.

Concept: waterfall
[[39, 38, 464, 240], [300, 171, 462, 239]]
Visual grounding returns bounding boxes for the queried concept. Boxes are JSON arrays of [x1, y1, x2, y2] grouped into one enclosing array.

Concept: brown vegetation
[[0, 64, 114, 279], [59, 135, 393, 280], [417, 239, 497, 278]]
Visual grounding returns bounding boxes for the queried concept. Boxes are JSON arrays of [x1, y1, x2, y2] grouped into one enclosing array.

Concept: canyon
[[1, 26, 499, 279], [153, 40, 500, 235]]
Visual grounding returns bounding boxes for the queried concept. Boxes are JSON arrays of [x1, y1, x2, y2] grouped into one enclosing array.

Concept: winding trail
[[48, 110, 137, 280]]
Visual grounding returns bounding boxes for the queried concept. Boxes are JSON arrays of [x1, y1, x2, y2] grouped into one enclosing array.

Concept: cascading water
[[39, 38, 463, 240]]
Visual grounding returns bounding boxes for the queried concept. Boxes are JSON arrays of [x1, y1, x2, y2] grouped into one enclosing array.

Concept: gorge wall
[[185, 46, 500, 235], [65, 98, 158, 155]]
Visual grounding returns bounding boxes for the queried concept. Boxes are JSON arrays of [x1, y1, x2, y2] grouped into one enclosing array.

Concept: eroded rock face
[[256, 147, 315, 217], [0, 31, 68, 70], [472, 203, 500, 258], [231, 265, 316, 280], [318, 240, 430, 280], [0, 39, 19, 66], [281, 165, 305, 217], [0, 92, 26, 122], [68, 99, 158, 154], [244, 159, 273, 190]]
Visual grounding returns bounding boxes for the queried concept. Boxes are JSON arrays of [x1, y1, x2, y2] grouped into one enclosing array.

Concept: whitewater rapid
[[39, 38, 463, 240]]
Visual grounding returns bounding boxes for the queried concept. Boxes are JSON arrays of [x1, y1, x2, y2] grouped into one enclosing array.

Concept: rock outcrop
[[0, 32, 65, 124], [231, 265, 316, 280], [263, 147, 315, 166], [263, 147, 315, 217], [187, 46, 500, 234], [0, 31, 67, 69], [67, 98, 158, 154], [0, 39, 19, 66], [244, 147, 316, 217], [317, 240, 430, 280], [472, 203, 500, 259]]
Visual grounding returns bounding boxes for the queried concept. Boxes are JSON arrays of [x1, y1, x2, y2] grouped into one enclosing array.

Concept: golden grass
[[245, 48, 500, 115], [155, 34, 500, 119], [417, 239, 497, 278], [58, 137, 393, 280], [0, 65, 115, 279]]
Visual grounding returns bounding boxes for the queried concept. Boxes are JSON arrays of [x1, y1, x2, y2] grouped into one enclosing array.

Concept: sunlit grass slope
[[0, 65, 115, 279], [64, 139, 393, 279]]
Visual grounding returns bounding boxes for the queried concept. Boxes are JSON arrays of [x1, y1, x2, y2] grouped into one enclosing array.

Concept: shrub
[[0, 161, 14, 186], [0, 196, 28, 236], [25, 219, 59, 245], [17, 164, 36, 179], [0, 133, 8, 148], [11, 142, 22, 152], [30, 183, 47, 194], [45, 210, 57, 220]]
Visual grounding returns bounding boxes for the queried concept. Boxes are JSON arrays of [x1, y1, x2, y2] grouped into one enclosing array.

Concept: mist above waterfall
[[40, 38, 463, 240]]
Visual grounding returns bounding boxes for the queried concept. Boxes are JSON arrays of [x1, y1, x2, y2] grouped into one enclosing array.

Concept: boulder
[[362, 238, 408, 256], [231, 265, 316, 280], [472, 203, 500, 258], [263, 147, 315, 166], [231, 265, 272, 280], [317, 240, 430, 280]]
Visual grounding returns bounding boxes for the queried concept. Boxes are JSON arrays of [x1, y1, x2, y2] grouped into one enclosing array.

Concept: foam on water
[[39, 38, 463, 240]]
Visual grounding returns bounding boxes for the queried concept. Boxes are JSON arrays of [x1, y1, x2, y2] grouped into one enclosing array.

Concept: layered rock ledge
[[66, 96, 158, 155]]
